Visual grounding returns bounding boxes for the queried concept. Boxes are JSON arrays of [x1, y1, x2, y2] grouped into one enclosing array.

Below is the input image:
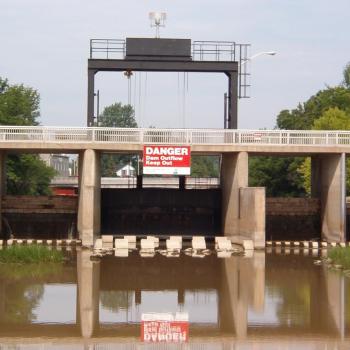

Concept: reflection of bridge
[[0, 250, 348, 344], [0, 126, 349, 245]]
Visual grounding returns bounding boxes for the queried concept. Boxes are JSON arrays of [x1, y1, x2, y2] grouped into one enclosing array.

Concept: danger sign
[[143, 145, 191, 175], [141, 313, 189, 343]]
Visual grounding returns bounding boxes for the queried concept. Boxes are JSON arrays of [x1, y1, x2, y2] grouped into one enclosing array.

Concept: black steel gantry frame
[[87, 39, 250, 129]]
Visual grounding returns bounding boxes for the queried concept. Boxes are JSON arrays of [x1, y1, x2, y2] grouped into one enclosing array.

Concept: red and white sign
[[143, 145, 191, 175], [141, 312, 189, 343]]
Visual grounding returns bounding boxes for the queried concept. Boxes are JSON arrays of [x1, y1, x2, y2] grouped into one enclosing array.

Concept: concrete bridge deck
[[0, 126, 350, 154], [0, 126, 349, 246]]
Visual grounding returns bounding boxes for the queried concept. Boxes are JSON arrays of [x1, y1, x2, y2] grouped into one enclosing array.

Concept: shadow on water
[[1, 248, 350, 348]]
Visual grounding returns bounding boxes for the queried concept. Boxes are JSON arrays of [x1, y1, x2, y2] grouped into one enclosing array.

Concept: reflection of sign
[[143, 145, 191, 175], [141, 312, 189, 343]]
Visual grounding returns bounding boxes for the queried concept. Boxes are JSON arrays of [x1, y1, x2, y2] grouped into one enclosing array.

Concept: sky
[[1, 0, 349, 130]]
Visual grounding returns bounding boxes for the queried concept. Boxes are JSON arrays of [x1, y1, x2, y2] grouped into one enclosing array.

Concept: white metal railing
[[0, 126, 350, 146]]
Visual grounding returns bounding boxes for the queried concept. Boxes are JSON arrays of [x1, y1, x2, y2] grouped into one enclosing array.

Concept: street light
[[240, 51, 277, 67]]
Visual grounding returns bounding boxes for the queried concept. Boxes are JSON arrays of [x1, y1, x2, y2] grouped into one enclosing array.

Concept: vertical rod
[[224, 93, 228, 129], [96, 90, 100, 123], [87, 70, 95, 127], [228, 71, 238, 129]]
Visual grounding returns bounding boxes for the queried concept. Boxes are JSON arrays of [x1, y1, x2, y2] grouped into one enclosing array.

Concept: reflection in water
[[1, 248, 350, 348]]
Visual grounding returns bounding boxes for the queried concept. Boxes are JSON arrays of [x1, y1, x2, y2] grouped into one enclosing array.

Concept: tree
[[298, 107, 350, 194], [250, 66, 350, 197], [276, 86, 350, 130], [0, 78, 40, 126], [0, 77, 55, 195], [249, 156, 306, 197], [98, 103, 138, 177], [344, 62, 350, 89], [191, 156, 220, 177]]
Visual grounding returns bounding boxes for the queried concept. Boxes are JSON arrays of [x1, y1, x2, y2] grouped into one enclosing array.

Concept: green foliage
[[298, 107, 350, 194], [276, 87, 350, 130], [0, 246, 64, 263], [6, 154, 56, 195], [191, 156, 220, 177], [328, 247, 350, 269], [312, 107, 350, 130], [344, 62, 350, 89], [98, 103, 139, 176], [0, 77, 56, 195], [0, 77, 40, 126], [99, 103, 137, 128], [252, 65, 350, 197], [249, 156, 306, 197]]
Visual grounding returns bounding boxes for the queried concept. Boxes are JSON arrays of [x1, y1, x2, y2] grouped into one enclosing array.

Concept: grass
[[0, 245, 64, 264], [328, 247, 350, 269]]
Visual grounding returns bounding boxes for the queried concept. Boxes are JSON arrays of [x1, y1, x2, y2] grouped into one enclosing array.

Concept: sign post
[[143, 145, 191, 175]]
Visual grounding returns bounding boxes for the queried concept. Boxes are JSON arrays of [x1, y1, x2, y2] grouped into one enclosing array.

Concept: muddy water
[[0, 248, 350, 349]]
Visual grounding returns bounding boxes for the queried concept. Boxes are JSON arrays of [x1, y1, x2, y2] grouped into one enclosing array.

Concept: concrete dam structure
[[0, 126, 349, 247]]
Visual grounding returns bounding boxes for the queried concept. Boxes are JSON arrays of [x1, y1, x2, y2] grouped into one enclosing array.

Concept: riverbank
[[328, 247, 350, 269], [0, 245, 64, 263]]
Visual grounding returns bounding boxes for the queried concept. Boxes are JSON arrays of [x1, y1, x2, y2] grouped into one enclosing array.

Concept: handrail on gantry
[[1, 126, 350, 146]]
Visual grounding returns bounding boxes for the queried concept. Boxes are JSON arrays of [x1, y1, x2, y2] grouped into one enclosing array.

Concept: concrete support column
[[0, 152, 5, 235], [221, 152, 248, 236], [77, 149, 101, 247], [77, 250, 100, 338], [311, 154, 346, 242]]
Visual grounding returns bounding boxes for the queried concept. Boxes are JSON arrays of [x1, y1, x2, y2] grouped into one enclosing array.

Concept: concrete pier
[[77, 149, 101, 246], [311, 153, 346, 242], [221, 152, 266, 248], [77, 250, 100, 338], [221, 152, 248, 236]]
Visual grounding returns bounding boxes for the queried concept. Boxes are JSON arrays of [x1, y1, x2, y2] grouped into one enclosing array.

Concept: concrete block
[[47, 240, 53, 245], [311, 242, 319, 249], [275, 241, 281, 246], [57, 240, 62, 246], [124, 235, 136, 243], [0, 240, 3, 245], [37, 240, 43, 244], [140, 249, 156, 258], [115, 238, 129, 249], [293, 241, 300, 247], [102, 235, 114, 243], [115, 249, 129, 257], [217, 251, 232, 258], [215, 236, 227, 243], [128, 242, 137, 250], [166, 239, 181, 250], [244, 250, 254, 258], [7, 239, 13, 246], [266, 241, 272, 246], [141, 239, 155, 249], [284, 241, 291, 246], [16, 239, 23, 245], [94, 239, 103, 249], [242, 240, 254, 250], [170, 236, 182, 243], [302, 241, 310, 248], [330, 242, 337, 247], [66, 240, 72, 245], [192, 237, 206, 250], [321, 241, 328, 248], [147, 236, 159, 243], [27, 239, 33, 245], [340, 242, 346, 248], [217, 239, 232, 251], [311, 249, 318, 257]]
